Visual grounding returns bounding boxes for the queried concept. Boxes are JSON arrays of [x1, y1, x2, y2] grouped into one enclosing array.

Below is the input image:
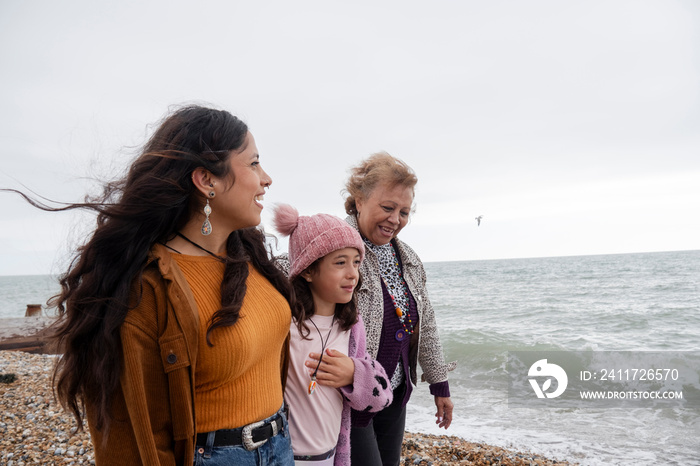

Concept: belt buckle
[[242, 419, 276, 451]]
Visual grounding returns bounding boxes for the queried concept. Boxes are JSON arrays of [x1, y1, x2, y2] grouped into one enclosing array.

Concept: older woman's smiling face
[[356, 183, 414, 246]]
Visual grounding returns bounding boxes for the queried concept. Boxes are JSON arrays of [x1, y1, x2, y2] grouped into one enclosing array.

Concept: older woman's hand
[[434, 396, 454, 429], [306, 349, 355, 388]]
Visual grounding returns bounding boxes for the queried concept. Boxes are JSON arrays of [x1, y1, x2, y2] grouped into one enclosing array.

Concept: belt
[[195, 413, 284, 451], [293, 447, 336, 461]]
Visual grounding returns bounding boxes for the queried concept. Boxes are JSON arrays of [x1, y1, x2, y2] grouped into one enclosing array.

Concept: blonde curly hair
[[343, 152, 418, 215]]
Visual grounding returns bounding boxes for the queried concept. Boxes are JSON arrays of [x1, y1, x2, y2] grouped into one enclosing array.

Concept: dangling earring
[[201, 194, 214, 236]]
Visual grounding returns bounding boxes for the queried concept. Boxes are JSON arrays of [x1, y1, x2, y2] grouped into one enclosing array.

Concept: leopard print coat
[[345, 215, 456, 386]]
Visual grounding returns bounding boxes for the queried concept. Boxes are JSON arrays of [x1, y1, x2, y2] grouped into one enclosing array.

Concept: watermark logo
[[508, 351, 697, 408], [528, 359, 568, 398]]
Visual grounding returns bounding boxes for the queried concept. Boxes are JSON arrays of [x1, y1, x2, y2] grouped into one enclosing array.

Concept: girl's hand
[[306, 349, 355, 388]]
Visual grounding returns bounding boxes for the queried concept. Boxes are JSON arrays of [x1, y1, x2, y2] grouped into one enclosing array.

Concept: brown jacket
[[87, 244, 290, 465]]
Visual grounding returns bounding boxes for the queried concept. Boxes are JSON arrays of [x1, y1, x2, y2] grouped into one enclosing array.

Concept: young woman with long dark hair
[[5, 105, 296, 465]]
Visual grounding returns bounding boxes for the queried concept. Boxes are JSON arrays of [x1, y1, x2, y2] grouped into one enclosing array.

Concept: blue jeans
[[194, 409, 294, 466]]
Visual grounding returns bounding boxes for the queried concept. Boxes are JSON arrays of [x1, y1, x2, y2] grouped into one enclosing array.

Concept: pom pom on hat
[[272, 203, 365, 279], [272, 203, 300, 237]]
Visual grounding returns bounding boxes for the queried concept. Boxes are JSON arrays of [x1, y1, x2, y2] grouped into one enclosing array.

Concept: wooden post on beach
[[25, 304, 43, 317], [0, 314, 59, 354]]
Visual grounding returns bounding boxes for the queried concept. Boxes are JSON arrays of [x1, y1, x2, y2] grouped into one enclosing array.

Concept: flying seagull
[[475, 215, 483, 226]]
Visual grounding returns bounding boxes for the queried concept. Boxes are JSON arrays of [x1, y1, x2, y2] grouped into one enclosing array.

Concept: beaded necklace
[[381, 275, 415, 336], [364, 238, 415, 338]]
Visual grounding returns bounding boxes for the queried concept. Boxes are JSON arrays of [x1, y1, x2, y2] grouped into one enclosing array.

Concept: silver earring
[[201, 199, 213, 235]]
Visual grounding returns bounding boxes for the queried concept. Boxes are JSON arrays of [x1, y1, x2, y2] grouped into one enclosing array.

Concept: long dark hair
[[3, 105, 294, 432], [291, 259, 359, 339]]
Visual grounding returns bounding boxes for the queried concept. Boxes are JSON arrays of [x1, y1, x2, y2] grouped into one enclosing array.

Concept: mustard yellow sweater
[[173, 254, 291, 432]]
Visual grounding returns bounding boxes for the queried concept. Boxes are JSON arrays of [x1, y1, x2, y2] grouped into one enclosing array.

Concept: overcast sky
[[1, 0, 699, 276]]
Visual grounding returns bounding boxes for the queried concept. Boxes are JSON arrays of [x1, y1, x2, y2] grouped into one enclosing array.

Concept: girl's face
[[304, 247, 361, 315]]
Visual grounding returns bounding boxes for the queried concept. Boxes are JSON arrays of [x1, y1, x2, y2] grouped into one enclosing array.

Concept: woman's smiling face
[[213, 131, 271, 232], [356, 183, 413, 246]]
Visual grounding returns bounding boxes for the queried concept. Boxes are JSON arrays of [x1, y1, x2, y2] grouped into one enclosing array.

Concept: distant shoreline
[[425, 247, 700, 265], [1, 248, 698, 276]]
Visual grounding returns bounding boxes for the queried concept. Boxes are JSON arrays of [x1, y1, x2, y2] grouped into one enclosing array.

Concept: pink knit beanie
[[273, 204, 365, 279]]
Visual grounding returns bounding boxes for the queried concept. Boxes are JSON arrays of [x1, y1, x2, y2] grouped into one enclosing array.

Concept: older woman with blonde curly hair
[[341, 152, 455, 465]]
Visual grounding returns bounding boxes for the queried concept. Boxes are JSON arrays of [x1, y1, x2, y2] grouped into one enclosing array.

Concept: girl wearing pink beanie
[[273, 204, 393, 466]]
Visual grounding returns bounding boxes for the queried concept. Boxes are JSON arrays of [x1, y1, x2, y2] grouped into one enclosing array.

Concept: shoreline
[[0, 350, 578, 465]]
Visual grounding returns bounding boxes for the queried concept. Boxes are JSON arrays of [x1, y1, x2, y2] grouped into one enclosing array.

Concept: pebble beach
[[0, 350, 576, 466]]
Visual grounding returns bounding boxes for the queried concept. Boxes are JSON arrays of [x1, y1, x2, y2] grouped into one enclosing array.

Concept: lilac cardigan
[[335, 316, 393, 465]]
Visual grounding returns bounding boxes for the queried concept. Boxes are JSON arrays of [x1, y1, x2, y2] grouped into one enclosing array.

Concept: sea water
[[1, 250, 698, 464], [0, 274, 61, 318], [409, 250, 700, 466]]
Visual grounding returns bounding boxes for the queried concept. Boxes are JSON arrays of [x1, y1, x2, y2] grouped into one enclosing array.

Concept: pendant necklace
[[381, 275, 415, 340], [307, 316, 335, 395], [372, 240, 415, 341], [176, 232, 225, 262]]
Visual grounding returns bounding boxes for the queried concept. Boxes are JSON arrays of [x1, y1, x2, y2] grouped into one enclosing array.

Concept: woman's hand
[[306, 349, 355, 388], [434, 396, 454, 429]]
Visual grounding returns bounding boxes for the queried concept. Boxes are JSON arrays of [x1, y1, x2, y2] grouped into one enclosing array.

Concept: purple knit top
[[352, 241, 450, 427]]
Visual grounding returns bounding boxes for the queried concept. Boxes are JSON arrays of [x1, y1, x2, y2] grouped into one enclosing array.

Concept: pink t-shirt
[[285, 315, 351, 456]]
